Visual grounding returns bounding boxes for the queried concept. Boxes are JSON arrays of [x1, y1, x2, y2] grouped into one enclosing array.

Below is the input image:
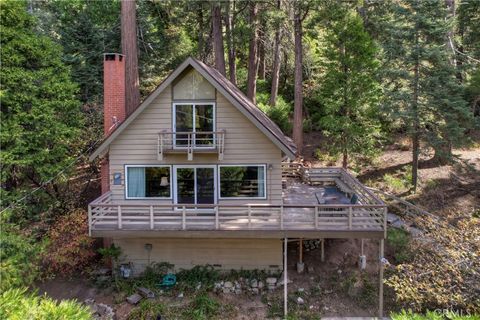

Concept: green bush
[[127, 300, 165, 320], [0, 226, 44, 291], [176, 265, 220, 290], [387, 228, 412, 264], [391, 309, 480, 320], [182, 293, 221, 320], [258, 96, 293, 134], [0, 288, 92, 320]]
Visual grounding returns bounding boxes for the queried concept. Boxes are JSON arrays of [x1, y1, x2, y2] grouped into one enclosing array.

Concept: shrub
[[182, 293, 221, 320], [176, 265, 220, 290], [41, 209, 95, 277], [387, 228, 413, 264], [0, 225, 44, 291], [258, 96, 293, 134], [0, 288, 92, 320], [391, 309, 479, 319], [127, 300, 165, 320]]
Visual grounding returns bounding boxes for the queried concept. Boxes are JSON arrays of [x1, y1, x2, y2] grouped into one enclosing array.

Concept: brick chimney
[[101, 53, 126, 194]]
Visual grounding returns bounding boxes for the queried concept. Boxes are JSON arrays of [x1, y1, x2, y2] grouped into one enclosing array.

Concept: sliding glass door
[[173, 104, 215, 148], [174, 166, 216, 205]]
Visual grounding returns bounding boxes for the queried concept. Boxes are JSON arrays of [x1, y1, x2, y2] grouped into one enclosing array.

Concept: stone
[[258, 281, 264, 289], [126, 293, 142, 305], [266, 277, 277, 285], [224, 281, 234, 288], [95, 303, 114, 320], [277, 273, 292, 286], [235, 289, 242, 295], [196, 283, 202, 290], [296, 297, 305, 305], [298, 288, 305, 293], [252, 288, 259, 295], [296, 262, 305, 274], [137, 287, 155, 299], [222, 288, 231, 294], [337, 269, 342, 274], [177, 292, 184, 298], [307, 266, 315, 273], [84, 298, 95, 305], [250, 279, 258, 288]]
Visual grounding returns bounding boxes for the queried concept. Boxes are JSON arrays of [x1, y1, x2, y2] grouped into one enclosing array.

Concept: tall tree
[[0, 0, 82, 208], [292, 1, 308, 155], [318, 9, 381, 169], [269, 0, 282, 106], [211, 1, 226, 75], [121, 0, 140, 115], [246, 1, 258, 102], [225, 0, 237, 85]]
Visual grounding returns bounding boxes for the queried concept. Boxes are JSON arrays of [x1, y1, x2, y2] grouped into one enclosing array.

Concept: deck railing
[[88, 192, 386, 236], [158, 130, 225, 161]]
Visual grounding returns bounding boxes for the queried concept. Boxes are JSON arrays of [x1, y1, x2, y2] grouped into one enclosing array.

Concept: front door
[[174, 166, 216, 205]]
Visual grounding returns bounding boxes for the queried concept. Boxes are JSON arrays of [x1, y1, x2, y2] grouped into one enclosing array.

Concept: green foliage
[[0, 224, 44, 291], [127, 299, 165, 320], [387, 228, 413, 264], [98, 244, 122, 264], [0, 0, 83, 218], [113, 262, 173, 295], [391, 309, 480, 320], [176, 265, 220, 291], [182, 293, 221, 320], [315, 6, 382, 167], [0, 288, 92, 320], [258, 96, 293, 134]]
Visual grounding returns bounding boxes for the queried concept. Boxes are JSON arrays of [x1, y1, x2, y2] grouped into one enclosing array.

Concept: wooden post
[[348, 206, 352, 230], [215, 206, 219, 230], [314, 206, 319, 229], [321, 239, 325, 262], [182, 206, 186, 230], [284, 237, 288, 319], [384, 207, 388, 238], [248, 205, 252, 228], [88, 206, 92, 236], [150, 206, 154, 230], [299, 239, 303, 264], [361, 239, 365, 256], [379, 239, 384, 318], [280, 205, 284, 230], [118, 205, 122, 229]]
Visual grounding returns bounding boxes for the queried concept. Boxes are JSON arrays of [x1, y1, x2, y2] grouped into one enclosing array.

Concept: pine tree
[[317, 8, 381, 169]]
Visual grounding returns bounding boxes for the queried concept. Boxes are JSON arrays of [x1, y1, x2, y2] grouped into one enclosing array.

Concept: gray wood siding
[[108, 86, 283, 204], [113, 238, 282, 272]]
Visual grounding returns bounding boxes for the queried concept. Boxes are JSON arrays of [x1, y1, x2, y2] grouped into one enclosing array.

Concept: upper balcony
[[88, 164, 387, 239], [158, 130, 225, 161]]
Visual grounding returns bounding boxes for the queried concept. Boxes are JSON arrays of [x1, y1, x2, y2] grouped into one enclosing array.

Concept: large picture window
[[126, 166, 171, 199], [173, 103, 215, 147], [219, 165, 266, 199]]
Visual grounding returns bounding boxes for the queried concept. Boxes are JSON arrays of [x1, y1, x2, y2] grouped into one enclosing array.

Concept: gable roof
[[89, 57, 296, 161]]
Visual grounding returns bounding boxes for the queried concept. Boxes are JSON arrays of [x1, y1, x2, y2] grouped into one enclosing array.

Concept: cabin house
[[88, 54, 387, 275]]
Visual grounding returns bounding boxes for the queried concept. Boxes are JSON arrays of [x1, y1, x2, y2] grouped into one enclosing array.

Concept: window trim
[[172, 102, 216, 149], [218, 164, 268, 200], [124, 165, 173, 200]]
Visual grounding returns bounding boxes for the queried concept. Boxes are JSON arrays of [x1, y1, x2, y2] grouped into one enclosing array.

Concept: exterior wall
[[113, 238, 282, 273], [108, 85, 283, 205]]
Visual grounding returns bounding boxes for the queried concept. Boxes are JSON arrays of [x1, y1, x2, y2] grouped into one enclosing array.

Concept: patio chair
[[350, 194, 358, 204]]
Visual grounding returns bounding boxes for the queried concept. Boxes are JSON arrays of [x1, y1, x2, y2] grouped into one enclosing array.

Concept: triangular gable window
[[173, 69, 215, 100]]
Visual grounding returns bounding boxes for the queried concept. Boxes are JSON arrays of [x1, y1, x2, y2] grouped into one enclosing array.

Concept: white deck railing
[[158, 130, 225, 161], [88, 192, 386, 236]]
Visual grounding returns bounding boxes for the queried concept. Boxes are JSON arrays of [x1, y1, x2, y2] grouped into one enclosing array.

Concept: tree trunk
[[293, 9, 304, 155], [257, 30, 266, 80], [225, 0, 237, 85], [121, 0, 140, 115], [197, 4, 205, 61], [269, 0, 282, 106], [342, 150, 348, 169], [412, 29, 420, 192], [246, 1, 258, 103], [212, 1, 226, 76]]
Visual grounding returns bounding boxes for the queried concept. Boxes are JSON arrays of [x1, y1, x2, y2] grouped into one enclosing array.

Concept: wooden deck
[[89, 166, 387, 238]]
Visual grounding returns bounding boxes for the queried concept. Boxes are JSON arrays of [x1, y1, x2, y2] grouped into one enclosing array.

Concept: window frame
[[172, 102, 216, 149], [124, 165, 173, 200], [173, 165, 218, 205], [217, 164, 268, 200]]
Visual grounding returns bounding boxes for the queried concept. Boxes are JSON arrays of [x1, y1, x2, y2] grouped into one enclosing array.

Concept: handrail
[[158, 130, 226, 161]]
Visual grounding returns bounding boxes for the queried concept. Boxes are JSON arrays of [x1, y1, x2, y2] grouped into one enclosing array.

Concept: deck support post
[[215, 206, 219, 229], [150, 206, 154, 230], [182, 206, 186, 230], [280, 206, 284, 230], [117, 205, 122, 229], [284, 237, 288, 319], [321, 239, 325, 262], [348, 206, 352, 229], [314, 206, 318, 229], [248, 205, 252, 229], [88, 206, 92, 236], [299, 239, 303, 264], [378, 239, 384, 318]]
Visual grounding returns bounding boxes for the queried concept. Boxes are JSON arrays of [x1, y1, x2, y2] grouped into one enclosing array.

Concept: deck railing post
[[182, 206, 186, 230], [215, 206, 219, 230], [348, 206, 352, 230], [150, 206, 154, 230], [118, 205, 122, 229], [88, 205, 92, 236], [383, 207, 388, 238], [315, 206, 319, 229], [280, 206, 284, 230], [248, 205, 252, 229]]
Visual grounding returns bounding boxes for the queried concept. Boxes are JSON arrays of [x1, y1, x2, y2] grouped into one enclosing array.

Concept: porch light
[[268, 164, 274, 171]]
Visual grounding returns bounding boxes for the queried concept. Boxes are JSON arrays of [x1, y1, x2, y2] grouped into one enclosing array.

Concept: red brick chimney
[[101, 53, 126, 194]]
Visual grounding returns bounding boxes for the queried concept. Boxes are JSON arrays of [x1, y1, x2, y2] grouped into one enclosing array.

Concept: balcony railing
[[158, 130, 225, 161]]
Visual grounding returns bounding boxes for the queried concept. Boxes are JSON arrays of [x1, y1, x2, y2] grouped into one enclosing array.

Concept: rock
[[235, 282, 241, 290], [224, 281, 233, 288], [296, 297, 305, 305], [177, 292, 184, 298], [222, 288, 231, 294], [296, 262, 305, 274], [235, 289, 242, 295], [307, 266, 315, 273], [258, 281, 264, 289], [196, 283, 202, 290], [137, 287, 155, 299], [126, 293, 142, 305], [252, 288, 259, 295], [250, 279, 258, 288], [266, 277, 277, 285], [84, 298, 95, 305], [298, 288, 305, 293], [96, 275, 111, 283], [277, 273, 292, 286], [337, 269, 342, 274]]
